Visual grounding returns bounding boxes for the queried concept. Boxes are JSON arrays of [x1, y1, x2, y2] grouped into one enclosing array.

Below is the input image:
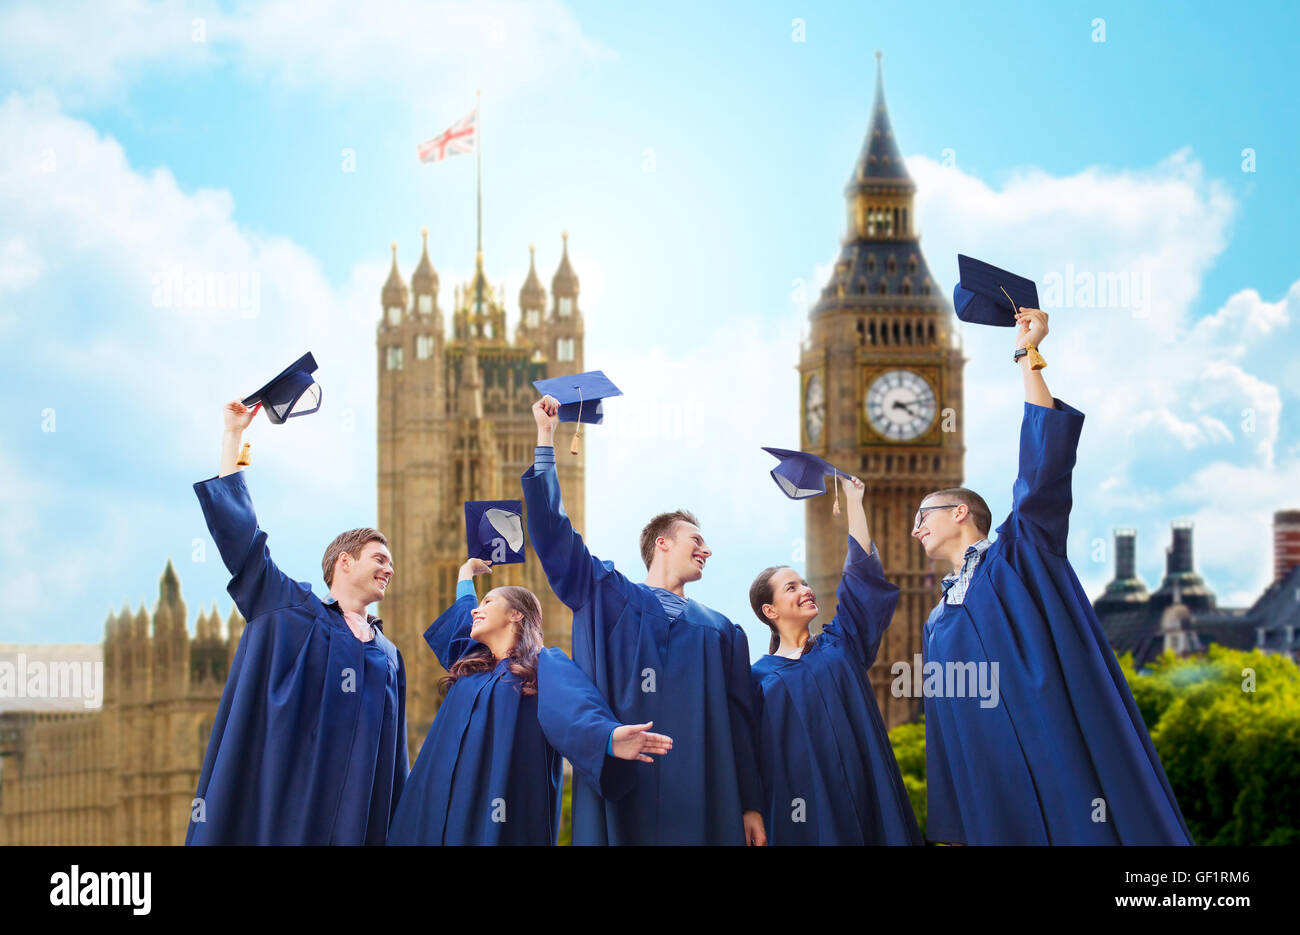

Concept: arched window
[[878, 279, 888, 295], [902, 279, 912, 296]]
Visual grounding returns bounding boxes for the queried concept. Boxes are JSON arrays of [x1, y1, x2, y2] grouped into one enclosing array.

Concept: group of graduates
[[186, 306, 1194, 846]]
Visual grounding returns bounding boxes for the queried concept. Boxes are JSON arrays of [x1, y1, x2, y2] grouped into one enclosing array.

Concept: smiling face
[[762, 567, 818, 626], [911, 494, 968, 560], [470, 588, 522, 646], [661, 521, 711, 583], [339, 541, 394, 604]]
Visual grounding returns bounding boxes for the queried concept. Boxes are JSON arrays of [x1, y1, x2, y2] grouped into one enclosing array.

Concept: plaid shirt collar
[[941, 537, 992, 604]]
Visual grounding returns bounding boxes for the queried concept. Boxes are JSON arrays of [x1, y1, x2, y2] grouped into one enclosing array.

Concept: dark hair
[[322, 528, 388, 586], [749, 565, 818, 656], [639, 510, 700, 570], [924, 487, 993, 537], [440, 586, 545, 696]]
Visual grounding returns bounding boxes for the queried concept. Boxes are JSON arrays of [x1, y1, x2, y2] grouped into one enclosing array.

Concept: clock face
[[865, 369, 936, 441], [803, 373, 825, 447]]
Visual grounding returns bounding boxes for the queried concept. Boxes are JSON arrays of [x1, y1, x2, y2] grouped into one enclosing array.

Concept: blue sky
[[1, 0, 1297, 655]]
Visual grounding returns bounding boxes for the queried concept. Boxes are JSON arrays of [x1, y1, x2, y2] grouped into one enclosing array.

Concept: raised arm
[[520, 395, 626, 612], [423, 559, 491, 670], [821, 476, 901, 666], [1008, 309, 1085, 553], [193, 400, 306, 621]]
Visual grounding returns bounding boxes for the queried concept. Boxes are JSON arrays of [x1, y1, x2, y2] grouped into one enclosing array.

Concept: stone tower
[[377, 231, 586, 756], [799, 54, 965, 727]]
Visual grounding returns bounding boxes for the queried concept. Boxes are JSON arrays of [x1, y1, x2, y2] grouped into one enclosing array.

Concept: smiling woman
[[387, 556, 672, 846], [747, 474, 921, 845]]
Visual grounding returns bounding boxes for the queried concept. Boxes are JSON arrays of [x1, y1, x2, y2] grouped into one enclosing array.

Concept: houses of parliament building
[[0, 235, 590, 845], [0, 57, 960, 842]]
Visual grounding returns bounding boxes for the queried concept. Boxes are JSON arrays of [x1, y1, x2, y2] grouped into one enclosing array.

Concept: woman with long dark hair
[[748, 475, 921, 845], [388, 557, 671, 845]]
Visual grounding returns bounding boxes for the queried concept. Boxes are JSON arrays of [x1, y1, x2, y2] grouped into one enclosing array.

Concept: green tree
[[887, 647, 1300, 845], [1131, 646, 1300, 846], [889, 720, 928, 840]]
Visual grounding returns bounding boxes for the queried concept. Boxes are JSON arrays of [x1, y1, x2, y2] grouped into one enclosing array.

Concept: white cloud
[[3, 82, 1295, 648], [900, 150, 1298, 609], [0, 0, 611, 107]]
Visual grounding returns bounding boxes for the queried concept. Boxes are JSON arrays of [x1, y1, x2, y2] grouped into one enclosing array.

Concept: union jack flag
[[417, 107, 478, 163]]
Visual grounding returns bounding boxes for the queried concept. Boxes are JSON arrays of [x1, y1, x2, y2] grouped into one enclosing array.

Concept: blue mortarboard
[[762, 447, 851, 511], [952, 255, 1040, 327], [531, 370, 622, 424], [242, 352, 322, 424], [465, 500, 526, 565]]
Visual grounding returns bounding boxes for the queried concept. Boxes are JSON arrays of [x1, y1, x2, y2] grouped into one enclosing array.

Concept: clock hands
[[892, 399, 923, 417]]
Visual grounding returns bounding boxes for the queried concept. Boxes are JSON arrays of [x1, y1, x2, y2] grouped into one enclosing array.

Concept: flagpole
[[475, 88, 483, 323]]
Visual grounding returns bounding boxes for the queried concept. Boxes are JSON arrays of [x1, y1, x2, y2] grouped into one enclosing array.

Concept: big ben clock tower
[[800, 53, 965, 727]]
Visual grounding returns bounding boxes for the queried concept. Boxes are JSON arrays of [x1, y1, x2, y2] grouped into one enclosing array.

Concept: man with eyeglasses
[[910, 307, 1192, 846]]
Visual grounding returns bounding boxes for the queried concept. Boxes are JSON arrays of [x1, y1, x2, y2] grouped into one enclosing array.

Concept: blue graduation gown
[[388, 587, 631, 846], [751, 537, 922, 845], [923, 400, 1193, 845], [521, 463, 764, 845], [188, 472, 409, 845]]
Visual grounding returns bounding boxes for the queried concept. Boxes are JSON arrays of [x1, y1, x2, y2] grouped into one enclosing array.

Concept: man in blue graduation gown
[[522, 396, 767, 845], [188, 400, 409, 845], [915, 309, 1192, 845]]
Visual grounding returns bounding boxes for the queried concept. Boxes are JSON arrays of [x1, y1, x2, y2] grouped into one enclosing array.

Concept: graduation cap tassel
[[236, 442, 252, 467], [569, 387, 583, 456], [832, 472, 841, 515]]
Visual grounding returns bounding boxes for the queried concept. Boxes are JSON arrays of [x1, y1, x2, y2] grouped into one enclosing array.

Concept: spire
[[411, 227, 439, 299], [382, 241, 408, 311], [551, 230, 579, 298], [160, 559, 180, 607], [471, 248, 489, 317], [458, 325, 485, 420], [847, 51, 913, 190], [519, 243, 546, 311]]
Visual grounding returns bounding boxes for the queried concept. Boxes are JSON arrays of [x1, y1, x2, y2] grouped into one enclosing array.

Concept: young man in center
[[522, 395, 766, 845]]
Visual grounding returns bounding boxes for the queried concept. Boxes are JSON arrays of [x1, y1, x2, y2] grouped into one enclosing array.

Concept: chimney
[[1166, 520, 1194, 575], [1094, 527, 1149, 613], [1115, 528, 1137, 580], [1275, 510, 1300, 583]]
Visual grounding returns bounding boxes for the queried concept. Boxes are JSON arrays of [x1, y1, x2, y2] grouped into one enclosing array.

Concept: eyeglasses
[[914, 504, 961, 530]]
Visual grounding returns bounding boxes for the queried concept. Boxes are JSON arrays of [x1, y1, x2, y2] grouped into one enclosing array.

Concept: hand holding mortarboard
[[531, 371, 622, 455], [220, 399, 261, 474], [220, 353, 323, 473], [762, 447, 853, 515], [457, 557, 495, 581], [1014, 308, 1050, 350], [224, 399, 262, 433], [465, 500, 526, 565], [838, 473, 866, 504], [953, 255, 1046, 370]]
